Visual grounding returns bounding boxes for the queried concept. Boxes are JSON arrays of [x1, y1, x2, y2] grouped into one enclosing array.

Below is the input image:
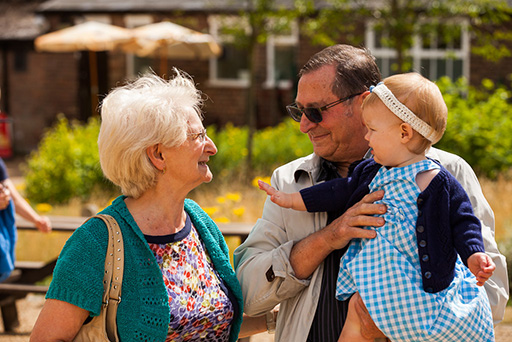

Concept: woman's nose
[[205, 135, 217, 155]]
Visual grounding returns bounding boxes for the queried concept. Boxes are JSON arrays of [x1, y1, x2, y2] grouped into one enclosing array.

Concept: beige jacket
[[234, 148, 508, 342]]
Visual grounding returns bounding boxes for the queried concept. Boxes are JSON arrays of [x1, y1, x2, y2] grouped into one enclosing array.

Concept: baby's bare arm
[[258, 180, 306, 211]]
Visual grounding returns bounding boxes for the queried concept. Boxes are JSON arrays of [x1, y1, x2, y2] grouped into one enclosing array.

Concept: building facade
[[1, 0, 511, 153]]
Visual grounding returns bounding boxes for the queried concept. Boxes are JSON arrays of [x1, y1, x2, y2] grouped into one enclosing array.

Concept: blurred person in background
[[0, 157, 51, 282]]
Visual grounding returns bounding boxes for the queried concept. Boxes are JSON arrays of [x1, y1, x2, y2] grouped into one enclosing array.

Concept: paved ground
[[0, 294, 276, 342], [0, 294, 510, 341]]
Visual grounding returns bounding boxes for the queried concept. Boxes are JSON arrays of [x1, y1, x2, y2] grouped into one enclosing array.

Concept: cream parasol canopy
[[34, 21, 133, 115], [123, 21, 222, 74], [34, 21, 133, 52]]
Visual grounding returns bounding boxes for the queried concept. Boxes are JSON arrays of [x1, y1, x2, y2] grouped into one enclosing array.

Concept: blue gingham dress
[[335, 159, 494, 342]]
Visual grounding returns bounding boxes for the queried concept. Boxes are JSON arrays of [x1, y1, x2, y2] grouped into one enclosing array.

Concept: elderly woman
[[31, 70, 267, 341]]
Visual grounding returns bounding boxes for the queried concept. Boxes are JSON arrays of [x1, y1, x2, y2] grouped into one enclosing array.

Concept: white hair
[[98, 69, 204, 198]]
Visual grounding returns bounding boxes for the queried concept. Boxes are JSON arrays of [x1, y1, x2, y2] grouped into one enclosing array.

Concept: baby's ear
[[399, 123, 414, 143]]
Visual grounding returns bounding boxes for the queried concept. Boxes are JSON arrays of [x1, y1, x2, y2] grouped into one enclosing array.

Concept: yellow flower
[[232, 207, 245, 217], [215, 216, 231, 223], [226, 192, 241, 202], [15, 183, 26, 192], [35, 203, 53, 213], [216, 196, 226, 204], [203, 206, 219, 216], [254, 176, 271, 187], [252, 176, 270, 188]]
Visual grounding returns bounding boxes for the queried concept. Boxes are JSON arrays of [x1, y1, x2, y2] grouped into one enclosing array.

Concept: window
[[209, 16, 298, 88], [124, 15, 154, 78], [264, 22, 298, 89], [365, 20, 470, 80], [208, 16, 250, 87]]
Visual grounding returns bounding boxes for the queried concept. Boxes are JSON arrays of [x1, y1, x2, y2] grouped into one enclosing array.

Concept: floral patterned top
[[145, 213, 235, 341]]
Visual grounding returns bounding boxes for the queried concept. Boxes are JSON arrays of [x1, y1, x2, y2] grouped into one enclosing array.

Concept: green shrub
[[206, 119, 313, 181], [24, 115, 117, 205], [252, 119, 314, 174], [436, 77, 512, 179], [206, 123, 249, 181]]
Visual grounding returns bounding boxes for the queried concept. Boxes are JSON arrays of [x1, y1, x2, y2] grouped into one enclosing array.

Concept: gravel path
[[0, 294, 510, 342]]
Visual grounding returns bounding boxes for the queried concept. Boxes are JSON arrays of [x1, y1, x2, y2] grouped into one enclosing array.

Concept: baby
[[259, 73, 495, 342]]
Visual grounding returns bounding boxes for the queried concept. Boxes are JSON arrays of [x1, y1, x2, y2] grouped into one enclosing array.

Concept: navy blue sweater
[[300, 159, 485, 293]]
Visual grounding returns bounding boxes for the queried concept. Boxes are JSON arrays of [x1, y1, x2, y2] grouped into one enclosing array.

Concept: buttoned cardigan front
[[46, 196, 243, 342], [301, 158, 486, 293]]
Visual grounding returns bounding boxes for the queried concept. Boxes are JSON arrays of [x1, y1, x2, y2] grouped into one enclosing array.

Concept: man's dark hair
[[299, 44, 382, 98]]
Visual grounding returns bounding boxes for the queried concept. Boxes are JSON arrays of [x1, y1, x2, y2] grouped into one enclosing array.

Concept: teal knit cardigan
[[46, 196, 243, 342]]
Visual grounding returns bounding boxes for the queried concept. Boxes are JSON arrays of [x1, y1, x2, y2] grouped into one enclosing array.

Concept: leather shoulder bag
[[74, 214, 124, 342]]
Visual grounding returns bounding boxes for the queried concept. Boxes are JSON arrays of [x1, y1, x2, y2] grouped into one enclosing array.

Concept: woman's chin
[[203, 169, 213, 183]]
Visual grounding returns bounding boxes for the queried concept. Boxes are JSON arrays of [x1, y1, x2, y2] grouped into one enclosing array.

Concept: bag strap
[[94, 214, 124, 342]]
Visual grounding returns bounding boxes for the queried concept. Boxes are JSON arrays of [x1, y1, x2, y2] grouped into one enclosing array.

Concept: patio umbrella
[[123, 21, 222, 75], [34, 21, 133, 115]]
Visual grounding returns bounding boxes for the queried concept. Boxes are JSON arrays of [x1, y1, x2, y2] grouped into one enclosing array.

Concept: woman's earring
[[162, 167, 166, 174]]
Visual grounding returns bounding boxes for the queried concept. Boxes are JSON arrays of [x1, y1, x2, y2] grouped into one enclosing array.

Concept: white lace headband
[[370, 83, 439, 142]]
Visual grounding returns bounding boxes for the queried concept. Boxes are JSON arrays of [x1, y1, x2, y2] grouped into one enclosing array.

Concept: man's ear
[[400, 123, 414, 143], [356, 91, 370, 127], [360, 90, 371, 102], [146, 144, 165, 171]]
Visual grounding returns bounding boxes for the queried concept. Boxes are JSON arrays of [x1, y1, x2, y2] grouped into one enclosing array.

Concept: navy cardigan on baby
[[300, 158, 485, 293]]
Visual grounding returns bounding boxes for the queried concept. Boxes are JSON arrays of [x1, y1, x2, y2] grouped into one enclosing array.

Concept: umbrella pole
[[159, 48, 168, 77], [89, 51, 99, 116]]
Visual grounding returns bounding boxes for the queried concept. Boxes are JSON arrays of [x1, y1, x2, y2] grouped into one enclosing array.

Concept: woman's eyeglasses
[[286, 92, 363, 123], [187, 128, 207, 142]]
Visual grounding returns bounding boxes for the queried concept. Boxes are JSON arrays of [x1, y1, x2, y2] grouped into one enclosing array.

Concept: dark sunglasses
[[286, 92, 363, 123]]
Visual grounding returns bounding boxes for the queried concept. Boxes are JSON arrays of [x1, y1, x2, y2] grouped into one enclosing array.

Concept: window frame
[[208, 15, 251, 88], [124, 14, 154, 79], [365, 19, 470, 80], [263, 21, 299, 89], [208, 16, 298, 89]]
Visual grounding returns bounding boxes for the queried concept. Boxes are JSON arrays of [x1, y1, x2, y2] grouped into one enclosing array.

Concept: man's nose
[[300, 114, 317, 133]]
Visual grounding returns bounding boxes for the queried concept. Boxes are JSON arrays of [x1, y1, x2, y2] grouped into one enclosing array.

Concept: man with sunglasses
[[234, 44, 508, 342]]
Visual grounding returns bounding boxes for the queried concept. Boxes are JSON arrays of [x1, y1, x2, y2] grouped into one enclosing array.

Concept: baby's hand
[[467, 252, 495, 286], [258, 180, 298, 209]]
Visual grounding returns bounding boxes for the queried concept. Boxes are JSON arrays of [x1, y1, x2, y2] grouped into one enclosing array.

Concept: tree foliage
[[302, 0, 512, 72], [216, 0, 307, 177]]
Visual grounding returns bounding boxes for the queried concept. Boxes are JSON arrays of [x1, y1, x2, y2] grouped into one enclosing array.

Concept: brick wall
[[8, 46, 79, 153]]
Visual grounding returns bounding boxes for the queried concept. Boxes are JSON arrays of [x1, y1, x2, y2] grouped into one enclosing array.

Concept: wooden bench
[[0, 215, 253, 332], [0, 260, 56, 331]]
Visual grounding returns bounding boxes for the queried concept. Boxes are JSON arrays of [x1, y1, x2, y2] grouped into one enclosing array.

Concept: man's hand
[[353, 292, 387, 339], [290, 190, 386, 280], [321, 190, 386, 251]]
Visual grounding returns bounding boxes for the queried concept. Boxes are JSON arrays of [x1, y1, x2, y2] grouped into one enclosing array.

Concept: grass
[[480, 177, 512, 242]]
